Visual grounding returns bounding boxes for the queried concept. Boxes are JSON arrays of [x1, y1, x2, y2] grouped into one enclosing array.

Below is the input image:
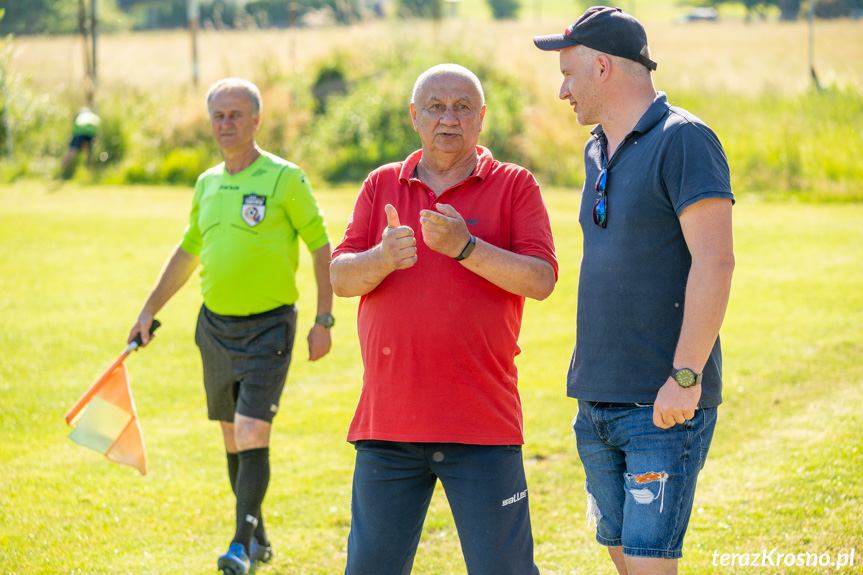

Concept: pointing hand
[[420, 203, 471, 258]]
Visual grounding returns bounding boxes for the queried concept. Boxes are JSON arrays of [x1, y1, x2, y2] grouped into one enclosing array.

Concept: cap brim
[[533, 33, 578, 51]]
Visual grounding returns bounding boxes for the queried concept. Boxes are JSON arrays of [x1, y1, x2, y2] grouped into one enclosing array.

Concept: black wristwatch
[[315, 313, 335, 329], [670, 367, 702, 388], [455, 235, 476, 262]]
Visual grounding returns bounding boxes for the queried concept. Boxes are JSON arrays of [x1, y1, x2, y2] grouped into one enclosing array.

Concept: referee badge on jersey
[[241, 194, 266, 227]]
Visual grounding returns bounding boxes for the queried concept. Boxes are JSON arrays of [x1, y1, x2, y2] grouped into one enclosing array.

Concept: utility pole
[[77, 0, 98, 105], [808, 0, 821, 91], [0, 8, 11, 159], [91, 0, 97, 91], [287, 0, 297, 70], [78, 0, 93, 103], [188, 0, 200, 87], [2, 45, 12, 160]]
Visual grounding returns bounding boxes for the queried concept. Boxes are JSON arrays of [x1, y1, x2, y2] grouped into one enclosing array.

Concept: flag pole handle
[[130, 319, 162, 350], [64, 320, 162, 424]]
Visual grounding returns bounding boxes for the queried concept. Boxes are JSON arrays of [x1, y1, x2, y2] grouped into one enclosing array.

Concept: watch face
[[316, 314, 335, 328], [675, 368, 697, 388]]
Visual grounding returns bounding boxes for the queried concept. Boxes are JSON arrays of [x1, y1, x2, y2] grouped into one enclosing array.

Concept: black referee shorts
[[69, 134, 94, 149], [194, 303, 297, 423]]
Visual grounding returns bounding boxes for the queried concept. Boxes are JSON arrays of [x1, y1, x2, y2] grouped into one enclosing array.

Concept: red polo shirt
[[334, 146, 558, 445]]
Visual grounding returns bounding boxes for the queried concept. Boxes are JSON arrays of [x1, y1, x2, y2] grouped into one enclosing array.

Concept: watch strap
[[455, 235, 476, 262]]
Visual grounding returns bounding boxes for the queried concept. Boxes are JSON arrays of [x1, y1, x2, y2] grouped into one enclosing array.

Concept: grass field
[[1, 181, 861, 574]]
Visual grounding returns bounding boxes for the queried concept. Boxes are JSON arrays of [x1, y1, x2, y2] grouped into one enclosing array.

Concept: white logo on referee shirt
[[241, 194, 266, 227]]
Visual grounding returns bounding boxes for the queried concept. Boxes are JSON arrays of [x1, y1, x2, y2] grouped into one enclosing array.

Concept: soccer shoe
[[217, 542, 250, 575], [250, 538, 273, 564]]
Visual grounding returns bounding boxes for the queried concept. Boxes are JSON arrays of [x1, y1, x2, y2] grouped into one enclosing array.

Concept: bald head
[[409, 63, 487, 164], [411, 64, 485, 107]]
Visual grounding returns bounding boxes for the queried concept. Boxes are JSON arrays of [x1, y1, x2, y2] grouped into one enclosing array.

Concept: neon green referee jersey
[[181, 151, 329, 316], [72, 110, 100, 138]]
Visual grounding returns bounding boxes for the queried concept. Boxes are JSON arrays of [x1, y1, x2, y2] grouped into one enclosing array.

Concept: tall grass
[[671, 88, 863, 201], [2, 18, 862, 198]]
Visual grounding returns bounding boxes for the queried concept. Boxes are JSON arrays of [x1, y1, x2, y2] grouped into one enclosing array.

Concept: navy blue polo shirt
[[568, 92, 734, 408]]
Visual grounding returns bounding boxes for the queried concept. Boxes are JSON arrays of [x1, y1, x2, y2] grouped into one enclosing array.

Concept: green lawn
[[1, 182, 861, 574]]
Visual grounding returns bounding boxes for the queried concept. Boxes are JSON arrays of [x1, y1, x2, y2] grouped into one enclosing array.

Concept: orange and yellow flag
[[65, 350, 147, 475]]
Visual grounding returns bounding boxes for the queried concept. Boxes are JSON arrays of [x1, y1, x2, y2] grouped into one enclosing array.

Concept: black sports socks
[[227, 448, 270, 551]]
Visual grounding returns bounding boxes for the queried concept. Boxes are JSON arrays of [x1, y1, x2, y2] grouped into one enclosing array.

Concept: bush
[[158, 148, 212, 185], [0, 76, 69, 176], [303, 77, 416, 182], [396, 0, 441, 18], [311, 54, 350, 114], [296, 44, 531, 183], [2, 27, 861, 202]]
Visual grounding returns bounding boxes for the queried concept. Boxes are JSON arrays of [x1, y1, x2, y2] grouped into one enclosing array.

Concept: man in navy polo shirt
[[534, 7, 735, 575]]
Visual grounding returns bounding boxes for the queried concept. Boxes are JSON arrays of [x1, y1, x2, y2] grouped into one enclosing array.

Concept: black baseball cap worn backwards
[[533, 6, 658, 71]]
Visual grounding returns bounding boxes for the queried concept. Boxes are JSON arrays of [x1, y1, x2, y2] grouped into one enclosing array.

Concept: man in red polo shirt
[[330, 63, 558, 575]]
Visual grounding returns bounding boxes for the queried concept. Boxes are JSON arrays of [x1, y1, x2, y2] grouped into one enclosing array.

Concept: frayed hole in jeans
[[585, 481, 603, 527], [625, 471, 668, 513]]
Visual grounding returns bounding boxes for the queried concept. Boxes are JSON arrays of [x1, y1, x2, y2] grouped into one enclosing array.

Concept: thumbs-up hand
[[381, 204, 418, 271], [385, 203, 402, 229], [420, 203, 471, 258]]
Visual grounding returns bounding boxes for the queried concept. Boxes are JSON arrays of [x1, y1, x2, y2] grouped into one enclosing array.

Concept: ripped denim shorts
[[573, 400, 717, 559]]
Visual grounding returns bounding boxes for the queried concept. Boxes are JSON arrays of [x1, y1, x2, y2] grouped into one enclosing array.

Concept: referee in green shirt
[[128, 78, 334, 575], [60, 107, 101, 176]]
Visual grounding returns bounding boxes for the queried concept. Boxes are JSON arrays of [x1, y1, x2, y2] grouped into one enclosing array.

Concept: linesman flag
[[64, 321, 160, 476]]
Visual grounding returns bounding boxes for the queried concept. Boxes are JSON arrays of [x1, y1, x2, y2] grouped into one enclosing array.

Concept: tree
[[777, 0, 802, 19], [487, 0, 520, 19], [0, 0, 79, 35], [708, 0, 861, 19]]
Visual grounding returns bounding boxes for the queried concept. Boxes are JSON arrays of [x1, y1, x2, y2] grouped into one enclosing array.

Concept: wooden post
[[91, 0, 97, 91], [188, 0, 200, 87], [2, 58, 12, 160], [78, 0, 94, 104], [808, 0, 821, 91], [287, 0, 297, 70]]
